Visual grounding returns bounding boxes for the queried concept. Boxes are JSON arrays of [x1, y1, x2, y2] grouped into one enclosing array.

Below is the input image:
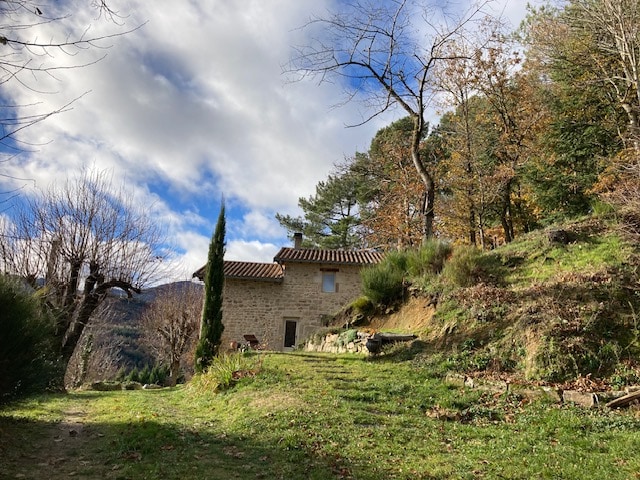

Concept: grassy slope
[[3, 215, 640, 479], [3, 352, 640, 480], [370, 215, 640, 386]]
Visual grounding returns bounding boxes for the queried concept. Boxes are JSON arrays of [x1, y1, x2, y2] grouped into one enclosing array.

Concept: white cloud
[[167, 230, 211, 281], [0, 0, 537, 283], [226, 239, 280, 263], [237, 211, 286, 240]]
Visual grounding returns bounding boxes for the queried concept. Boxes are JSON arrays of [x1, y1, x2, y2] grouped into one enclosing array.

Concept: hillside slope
[[65, 281, 202, 386], [358, 216, 640, 386]]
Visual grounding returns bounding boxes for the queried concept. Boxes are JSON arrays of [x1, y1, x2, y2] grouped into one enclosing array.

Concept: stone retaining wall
[[303, 330, 371, 354]]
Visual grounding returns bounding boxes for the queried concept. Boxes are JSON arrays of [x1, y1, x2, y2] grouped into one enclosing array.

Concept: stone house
[[194, 234, 383, 351]]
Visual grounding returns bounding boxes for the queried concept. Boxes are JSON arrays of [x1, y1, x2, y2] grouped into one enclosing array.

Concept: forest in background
[[278, 1, 640, 252]]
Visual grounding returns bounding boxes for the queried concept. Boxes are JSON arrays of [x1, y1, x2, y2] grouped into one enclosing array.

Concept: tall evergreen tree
[[195, 204, 226, 373], [521, 3, 622, 219]]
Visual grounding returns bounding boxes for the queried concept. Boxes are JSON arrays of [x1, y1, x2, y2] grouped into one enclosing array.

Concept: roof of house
[[193, 260, 284, 282], [193, 245, 383, 281], [273, 247, 384, 265]]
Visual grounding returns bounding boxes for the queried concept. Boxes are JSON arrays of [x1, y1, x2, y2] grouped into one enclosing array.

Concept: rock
[[539, 386, 562, 403], [90, 381, 122, 391], [597, 390, 626, 403], [547, 229, 575, 245], [562, 390, 598, 408], [122, 381, 143, 390]]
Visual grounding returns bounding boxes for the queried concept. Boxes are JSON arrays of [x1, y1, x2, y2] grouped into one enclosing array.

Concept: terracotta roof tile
[[224, 261, 284, 281], [273, 247, 384, 265], [192, 261, 284, 282]]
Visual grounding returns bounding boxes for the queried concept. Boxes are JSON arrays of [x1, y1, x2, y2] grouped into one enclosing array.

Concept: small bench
[[243, 334, 260, 349]]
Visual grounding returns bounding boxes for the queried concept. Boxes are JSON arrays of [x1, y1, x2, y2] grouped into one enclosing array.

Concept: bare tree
[[0, 1, 135, 150], [287, 0, 492, 242], [0, 1, 139, 208], [141, 283, 202, 386], [0, 168, 167, 371]]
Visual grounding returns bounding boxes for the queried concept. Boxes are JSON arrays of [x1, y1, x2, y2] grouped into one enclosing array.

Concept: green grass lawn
[[2, 351, 640, 479]]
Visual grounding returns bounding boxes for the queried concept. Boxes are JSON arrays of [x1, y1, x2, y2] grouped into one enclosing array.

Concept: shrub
[[609, 363, 640, 389], [337, 329, 358, 348], [123, 364, 170, 385], [126, 368, 140, 383], [361, 261, 405, 305], [0, 275, 60, 402], [383, 250, 410, 273], [406, 239, 452, 278], [350, 295, 375, 317], [530, 336, 580, 382], [190, 352, 262, 392], [441, 246, 494, 288]]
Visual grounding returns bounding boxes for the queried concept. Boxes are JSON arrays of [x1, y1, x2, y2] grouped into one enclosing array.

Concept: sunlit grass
[[3, 351, 640, 479], [498, 229, 632, 287]]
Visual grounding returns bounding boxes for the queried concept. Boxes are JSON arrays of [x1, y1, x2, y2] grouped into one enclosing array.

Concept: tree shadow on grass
[[0, 405, 395, 480]]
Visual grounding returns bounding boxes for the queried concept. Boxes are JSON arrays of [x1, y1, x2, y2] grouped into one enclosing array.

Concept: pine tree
[[194, 204, 226, 373], [276, 161, 365, 249]]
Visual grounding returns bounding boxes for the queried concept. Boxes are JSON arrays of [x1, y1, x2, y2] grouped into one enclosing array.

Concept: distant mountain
[[65, 281, 203, 387]]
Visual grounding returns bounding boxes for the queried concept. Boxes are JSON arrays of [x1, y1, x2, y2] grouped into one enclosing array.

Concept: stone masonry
[[194, 236, 383, 352], [222, 262, 367, 351]]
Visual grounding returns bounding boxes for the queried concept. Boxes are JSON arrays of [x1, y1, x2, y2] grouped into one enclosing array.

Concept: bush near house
[[361, 239, 452, 306]]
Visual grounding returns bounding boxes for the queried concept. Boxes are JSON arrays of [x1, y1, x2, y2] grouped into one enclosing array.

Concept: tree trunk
[[60, 291, 101, 364], [468, 204, 477, 246], [409, 115, 435, 242], [64, 259, 82, 310], [622, 102, 640, 150], [423, 176, 435, 240], [500, 182, 514, 243], [169, 359, 180, 387]]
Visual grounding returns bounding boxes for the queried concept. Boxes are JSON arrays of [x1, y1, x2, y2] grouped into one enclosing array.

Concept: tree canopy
[[279, 0, 640, 250]]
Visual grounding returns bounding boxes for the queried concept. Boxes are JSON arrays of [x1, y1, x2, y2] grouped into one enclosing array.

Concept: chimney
[[293, 232, 303, 249]]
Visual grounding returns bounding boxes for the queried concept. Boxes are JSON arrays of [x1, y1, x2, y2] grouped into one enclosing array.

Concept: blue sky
[[0, 0, 538, 283]]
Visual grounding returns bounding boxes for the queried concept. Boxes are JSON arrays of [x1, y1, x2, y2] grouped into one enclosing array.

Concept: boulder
[[562, 390, 598, 408]]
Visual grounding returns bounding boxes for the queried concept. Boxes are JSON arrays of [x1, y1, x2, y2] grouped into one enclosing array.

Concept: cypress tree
[[195, 203, 226, 373]]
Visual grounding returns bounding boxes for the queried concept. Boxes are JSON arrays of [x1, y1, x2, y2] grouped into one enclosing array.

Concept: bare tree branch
[[0, 0, 144, 188], [0, 168, 169, 377], [285, 0, 494, 241]]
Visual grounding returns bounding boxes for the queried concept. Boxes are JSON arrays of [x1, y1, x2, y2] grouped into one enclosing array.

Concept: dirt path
[[45, 409, 93, 473], [0, 405, 105, 480]]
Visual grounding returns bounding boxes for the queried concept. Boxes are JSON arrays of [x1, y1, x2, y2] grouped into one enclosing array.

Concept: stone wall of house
[[220, 262, 365, 351], [220, 278, 283, 351]]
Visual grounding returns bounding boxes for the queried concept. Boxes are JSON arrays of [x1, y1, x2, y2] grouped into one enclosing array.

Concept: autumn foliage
[[280, 1, 640, 252]]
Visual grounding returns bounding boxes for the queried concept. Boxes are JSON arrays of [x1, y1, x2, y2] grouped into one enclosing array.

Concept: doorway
[[284, 319, 298, 349]]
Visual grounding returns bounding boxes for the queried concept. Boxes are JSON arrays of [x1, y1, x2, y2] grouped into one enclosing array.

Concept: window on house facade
[[322, 270, 336, 293]]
